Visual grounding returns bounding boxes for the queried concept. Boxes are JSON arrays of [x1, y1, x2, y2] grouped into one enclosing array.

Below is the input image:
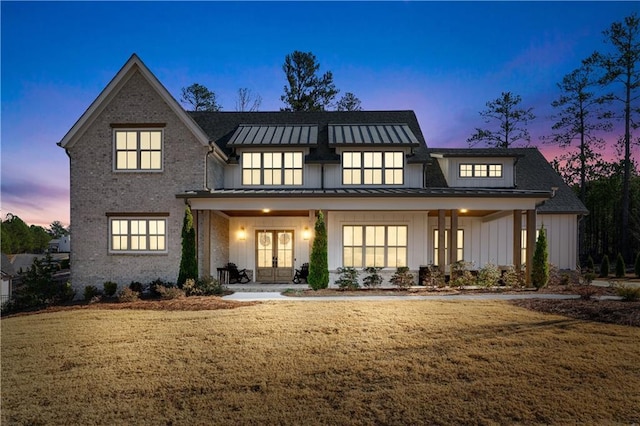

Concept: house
[[1, 253, 16, 304], [48, 235, 71, 253], [58, 54, 587, 292]]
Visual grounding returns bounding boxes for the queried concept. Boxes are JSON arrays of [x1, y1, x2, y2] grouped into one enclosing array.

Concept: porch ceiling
[[220, 210, 310, 217]]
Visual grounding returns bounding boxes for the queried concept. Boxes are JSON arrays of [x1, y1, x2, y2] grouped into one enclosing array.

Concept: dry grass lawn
[[2, 300, 639, 425]]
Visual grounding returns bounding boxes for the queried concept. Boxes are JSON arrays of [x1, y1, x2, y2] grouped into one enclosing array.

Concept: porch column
[[449, 209, 458, 265], [513, 210, 522, 271], [197, 210, 211, 277], [438, 209, 446, 272], [525, 209, 537, 286]]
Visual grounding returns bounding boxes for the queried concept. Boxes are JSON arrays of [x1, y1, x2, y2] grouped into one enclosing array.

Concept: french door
[[255, 230, 294, 282]]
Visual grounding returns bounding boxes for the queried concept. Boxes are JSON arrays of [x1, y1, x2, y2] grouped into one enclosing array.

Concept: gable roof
[[1, 253, 16, 278], [58, 54, 210, 149]]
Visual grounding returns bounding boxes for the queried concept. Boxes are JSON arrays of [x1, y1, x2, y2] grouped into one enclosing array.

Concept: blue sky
[[1, 1, 638, 227]]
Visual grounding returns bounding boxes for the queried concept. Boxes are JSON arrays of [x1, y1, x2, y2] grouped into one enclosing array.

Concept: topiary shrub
[[178, 205, 198, 286], [389, 266, 414, 290], [335, 267, 360, 290], [362, 267, 383, 288], [308, 211, 329, 290], [615, 253, 626, 278], [83, 285, 100, 301], [103, 281, 118, 297], [531, 226, 549, 289], [599, 254, 610, 278]]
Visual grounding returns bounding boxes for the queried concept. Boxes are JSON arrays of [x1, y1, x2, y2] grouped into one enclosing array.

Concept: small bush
[[576, 285, 599, 301], [614, 283, 640, 302], [183, 276, 225, 296], [335, 267, 360, 290], [156, 285, 186, 300], [582, 272, 596, 285], [615, 253, 626, 278], [424, 265, 446, 288], [389, 267, 414, 290], [148, 278, 169, 297], [103, 281, 118, 297], [117, 287, 139, 302], [84, 285, 100, 301], [452, 270, 476, 288], [502, 266, 526, 288], [129, 281, 144, 294], [599, 255, 610, 278], [586, 255, 595, 273], [477, 263, 501, 287], [362, 267, 383, 288]]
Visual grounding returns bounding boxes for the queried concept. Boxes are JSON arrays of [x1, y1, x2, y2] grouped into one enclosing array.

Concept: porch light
[[262, 208, 271, 213], [238, 227, 246, 241], [460, 209, 469, 214], [302, 227, 311, 240]]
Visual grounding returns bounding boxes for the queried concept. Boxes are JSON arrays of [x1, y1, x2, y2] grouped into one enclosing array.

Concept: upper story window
[[242, 152, 303, 186], [114, 130, 163, 171], [459, 163, 502, 178], [343, 152, 404, 185]]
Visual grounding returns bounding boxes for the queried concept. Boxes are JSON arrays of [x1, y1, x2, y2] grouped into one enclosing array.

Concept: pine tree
[[308, 211, 329, 290], [178, 205, 198, 286], [615, 253, 626, 278], [531, 226, 549, 289], [600, 254, 610, 278]]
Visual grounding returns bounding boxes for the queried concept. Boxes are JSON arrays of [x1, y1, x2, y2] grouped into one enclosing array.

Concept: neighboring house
[[58, 54, 587, 292], [1, 253, 16, 304], [48, 235, 71, 253]]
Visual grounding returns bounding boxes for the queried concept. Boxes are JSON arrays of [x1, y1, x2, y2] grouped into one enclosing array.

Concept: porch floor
[[225, 283, 310, 292]]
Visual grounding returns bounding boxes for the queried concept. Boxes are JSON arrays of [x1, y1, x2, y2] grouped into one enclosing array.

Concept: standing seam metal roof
[[227, 124, 318, 146], [328, 124, 419, 146]]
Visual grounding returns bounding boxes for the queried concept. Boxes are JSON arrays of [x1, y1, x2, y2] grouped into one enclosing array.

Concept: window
[[459, 163, 502, 178], [343, 151, 404, 185], [433, 229, 464, 265], [114, 130, 162, 170], [242, 152, 302, 185], [521, 229, 541, 265], [343, 225, 407, 268], [110, 218, 166, 253]]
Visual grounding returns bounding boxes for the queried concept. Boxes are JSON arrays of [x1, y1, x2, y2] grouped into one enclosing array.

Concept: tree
[[587, 13, 640, 261], [281, 51, 338, 111], [235, 88, 262, 112], [615, 252, 626, 278], [600, 254, 610, 278], [48, 221, 69, 239], [531, 226, 549, 289], [308, 211, 329, 290], [336, 92, 363, 111], [177, 205, 198, 286], [30, 225, 51, 253], [1, 213, 32, 254], [180, 83, 222, 111], [467, 91, 535, 148]]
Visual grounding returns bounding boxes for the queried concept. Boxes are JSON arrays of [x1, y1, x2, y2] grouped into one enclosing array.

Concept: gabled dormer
[[428, 149, 522, 188]]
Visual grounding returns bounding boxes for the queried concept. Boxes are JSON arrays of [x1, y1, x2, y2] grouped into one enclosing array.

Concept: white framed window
[[459, 163, 502, 178], [433, 229, 464, 265], [109, 217, 167, 253], [343, 225, 407, 268], [242, 152, 303, 186], [343, 151, 404, 185], [521, 229, 541, 265], [114, 130, 163, 171]]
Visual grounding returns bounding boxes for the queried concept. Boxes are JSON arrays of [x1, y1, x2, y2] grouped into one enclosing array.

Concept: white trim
[[112, 128, 164, 172], [108, 217, 169, 255]]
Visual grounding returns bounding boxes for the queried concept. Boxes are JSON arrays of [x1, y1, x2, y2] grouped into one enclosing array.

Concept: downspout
[[321, 163, 325, 190], [513, 157, 520, 188], [204, 144, 214, 191]]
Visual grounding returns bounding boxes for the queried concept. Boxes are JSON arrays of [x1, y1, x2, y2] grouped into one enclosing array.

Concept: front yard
[[2, 300, 639, 425]]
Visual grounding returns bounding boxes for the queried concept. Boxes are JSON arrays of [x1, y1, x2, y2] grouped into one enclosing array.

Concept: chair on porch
[[226, 263, 250, 284], [292, 263, 309, 284]]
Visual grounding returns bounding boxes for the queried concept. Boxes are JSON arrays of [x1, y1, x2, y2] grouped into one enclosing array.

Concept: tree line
[[1, 214, 69, 254]]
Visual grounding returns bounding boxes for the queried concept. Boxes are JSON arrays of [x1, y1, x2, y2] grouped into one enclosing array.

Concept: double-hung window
[[459, 163, 502, 178], [242, 152, 303, 185], [114, 130, 163, 171], [343, 152, 404, 185], [343, 225, 407, 268], [109, 217, 167, 253]]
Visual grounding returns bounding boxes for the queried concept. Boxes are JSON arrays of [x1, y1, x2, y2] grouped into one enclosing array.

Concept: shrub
[[149, 278, 168, 297], [156, 285, 186, 300], [586, 255, 595, 273], [308, 211, 329, 290], [575, 284, 599, 300], [389, 267, 414, 290], [582, 272, 596, 285], [103, 281, 118, 297], [599, 254, 610, 278], [614, 283, 640, 302], [532, 226, 549, 289], [183, 276, 225, 296], [502, 266, 526, 288], [615, 253, 626, 278], [452, 270, 476, 288], [362, 267, 383, 288], [83, 285, 100, 301], [424, 265, 446, 287], [117, 287, 139, 302], [335, 267, 360, 290], [129, 281, 144, 294], [477, 263, 501, 287], [636, 252, 640, 278], [178, 205, 198, 286]]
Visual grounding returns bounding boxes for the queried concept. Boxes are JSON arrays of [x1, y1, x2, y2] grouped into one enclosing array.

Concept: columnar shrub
[[532, 226, 549, 289], [600, 254, 610, 278], [615, 253, 626, 278], [103, 281, 118, 297], [390, 267, 414, 289], [362, 267, 383, 288], [308, 211, 329, 290], [335, 267, 360, 290], [178, 205, 198, 286], [586, 255, 595, 273], [477, 263, 501, 287]]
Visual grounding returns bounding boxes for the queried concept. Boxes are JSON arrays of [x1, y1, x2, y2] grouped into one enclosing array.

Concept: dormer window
[[459, 163, 502, 178], [242, 152, 303, 186], [343, 151, 404, 185], [114, 129, 163, 171]]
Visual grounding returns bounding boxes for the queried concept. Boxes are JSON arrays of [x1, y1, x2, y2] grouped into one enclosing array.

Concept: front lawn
[[2, 300, 639, 425]]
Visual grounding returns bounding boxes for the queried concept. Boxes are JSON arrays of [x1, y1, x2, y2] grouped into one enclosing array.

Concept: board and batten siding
[[437, 157, 515, 188]]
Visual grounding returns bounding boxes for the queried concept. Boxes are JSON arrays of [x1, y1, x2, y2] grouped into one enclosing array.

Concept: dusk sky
[[2, 1, 638, 228]]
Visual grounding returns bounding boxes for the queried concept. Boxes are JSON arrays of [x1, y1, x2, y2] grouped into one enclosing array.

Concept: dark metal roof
[[328, 124, 419, 146], [227, 124, 318, 147]]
